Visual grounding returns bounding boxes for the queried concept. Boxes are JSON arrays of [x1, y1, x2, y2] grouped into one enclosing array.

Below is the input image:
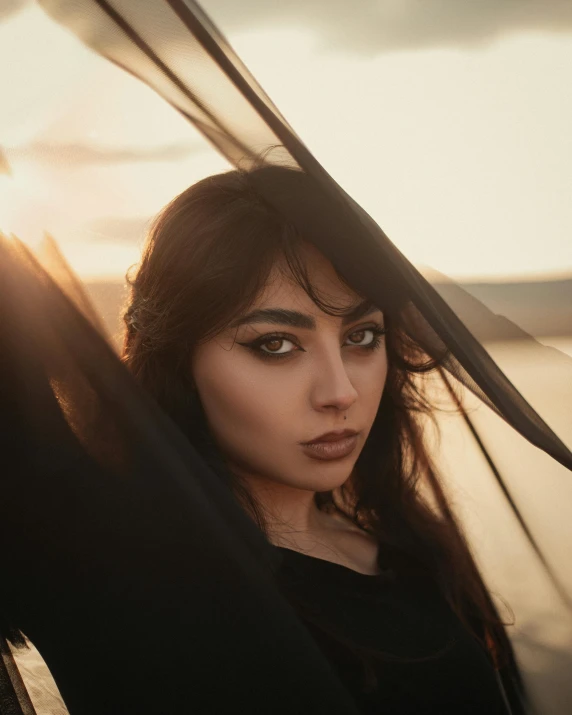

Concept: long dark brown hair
[[122, 165, 517, 693]]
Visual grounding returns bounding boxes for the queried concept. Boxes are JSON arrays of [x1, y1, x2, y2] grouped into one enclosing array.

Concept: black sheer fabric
[[0, 1, 571, 713]]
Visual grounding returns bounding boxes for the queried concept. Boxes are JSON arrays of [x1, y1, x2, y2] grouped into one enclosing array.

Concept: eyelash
[[239, 325, 387, 361]]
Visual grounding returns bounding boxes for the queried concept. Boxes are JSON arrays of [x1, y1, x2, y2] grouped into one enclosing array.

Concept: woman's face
[[191, 244, 388, 494]]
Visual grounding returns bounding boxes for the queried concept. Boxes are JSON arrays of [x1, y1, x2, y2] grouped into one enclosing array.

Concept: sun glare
[[0, 168, 48, 249]]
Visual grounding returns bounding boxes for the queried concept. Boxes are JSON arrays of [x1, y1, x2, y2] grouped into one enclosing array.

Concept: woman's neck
[[238, 471, 326, 539]]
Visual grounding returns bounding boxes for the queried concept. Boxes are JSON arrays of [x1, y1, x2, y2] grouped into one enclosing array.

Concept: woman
[[120, 165, 524, 714], [1, 0, 570, 709]]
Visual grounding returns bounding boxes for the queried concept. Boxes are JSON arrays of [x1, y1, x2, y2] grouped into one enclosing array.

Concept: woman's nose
[[310, 353, 359, 412]]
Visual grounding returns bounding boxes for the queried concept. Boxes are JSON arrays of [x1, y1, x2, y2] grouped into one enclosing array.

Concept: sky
[[0, 0, 571, 281]]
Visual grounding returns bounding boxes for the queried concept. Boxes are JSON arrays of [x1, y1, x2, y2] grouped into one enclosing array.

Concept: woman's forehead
[[256, 250, 361, 313]]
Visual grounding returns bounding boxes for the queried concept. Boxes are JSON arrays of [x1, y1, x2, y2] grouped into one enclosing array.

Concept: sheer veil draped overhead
[[0, 1, 571, 714]]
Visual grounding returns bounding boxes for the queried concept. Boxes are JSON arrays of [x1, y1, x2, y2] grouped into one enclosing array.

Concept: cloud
[[0, 0, 30, 22], [204, 0, 572, 54], [10, 140, 200, 167]]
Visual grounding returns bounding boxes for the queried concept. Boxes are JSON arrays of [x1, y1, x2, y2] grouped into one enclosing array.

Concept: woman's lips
[[300, 433, 359, 461]]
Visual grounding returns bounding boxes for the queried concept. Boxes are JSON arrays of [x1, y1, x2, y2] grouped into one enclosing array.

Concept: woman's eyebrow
[[229, 300, 381, 330]]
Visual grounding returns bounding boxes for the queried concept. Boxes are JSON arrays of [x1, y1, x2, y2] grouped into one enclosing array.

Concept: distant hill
[[458, 279, 571, 339], [84, 277, 572, 352]]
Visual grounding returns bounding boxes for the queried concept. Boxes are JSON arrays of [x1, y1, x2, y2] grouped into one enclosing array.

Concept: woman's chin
[[286, 460, 356, 492]]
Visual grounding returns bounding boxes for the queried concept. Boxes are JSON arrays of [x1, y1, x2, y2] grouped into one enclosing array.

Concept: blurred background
[[1, 1, 571, 713], [0, 0, 570, 347]]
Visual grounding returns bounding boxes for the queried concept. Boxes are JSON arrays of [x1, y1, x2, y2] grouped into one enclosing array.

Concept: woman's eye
[[347, 329, 373, 346], [345, 326, 387, 351], [259, 337, 296, 356], [237, 334, 300, 361]]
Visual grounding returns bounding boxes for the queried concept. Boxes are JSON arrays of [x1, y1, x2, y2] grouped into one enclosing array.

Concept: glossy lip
[[300, 433, 359, 461], [301, 428, 358, 445]]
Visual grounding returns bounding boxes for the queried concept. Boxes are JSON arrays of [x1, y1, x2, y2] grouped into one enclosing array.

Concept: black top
[[276, 546, 508, 715]]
